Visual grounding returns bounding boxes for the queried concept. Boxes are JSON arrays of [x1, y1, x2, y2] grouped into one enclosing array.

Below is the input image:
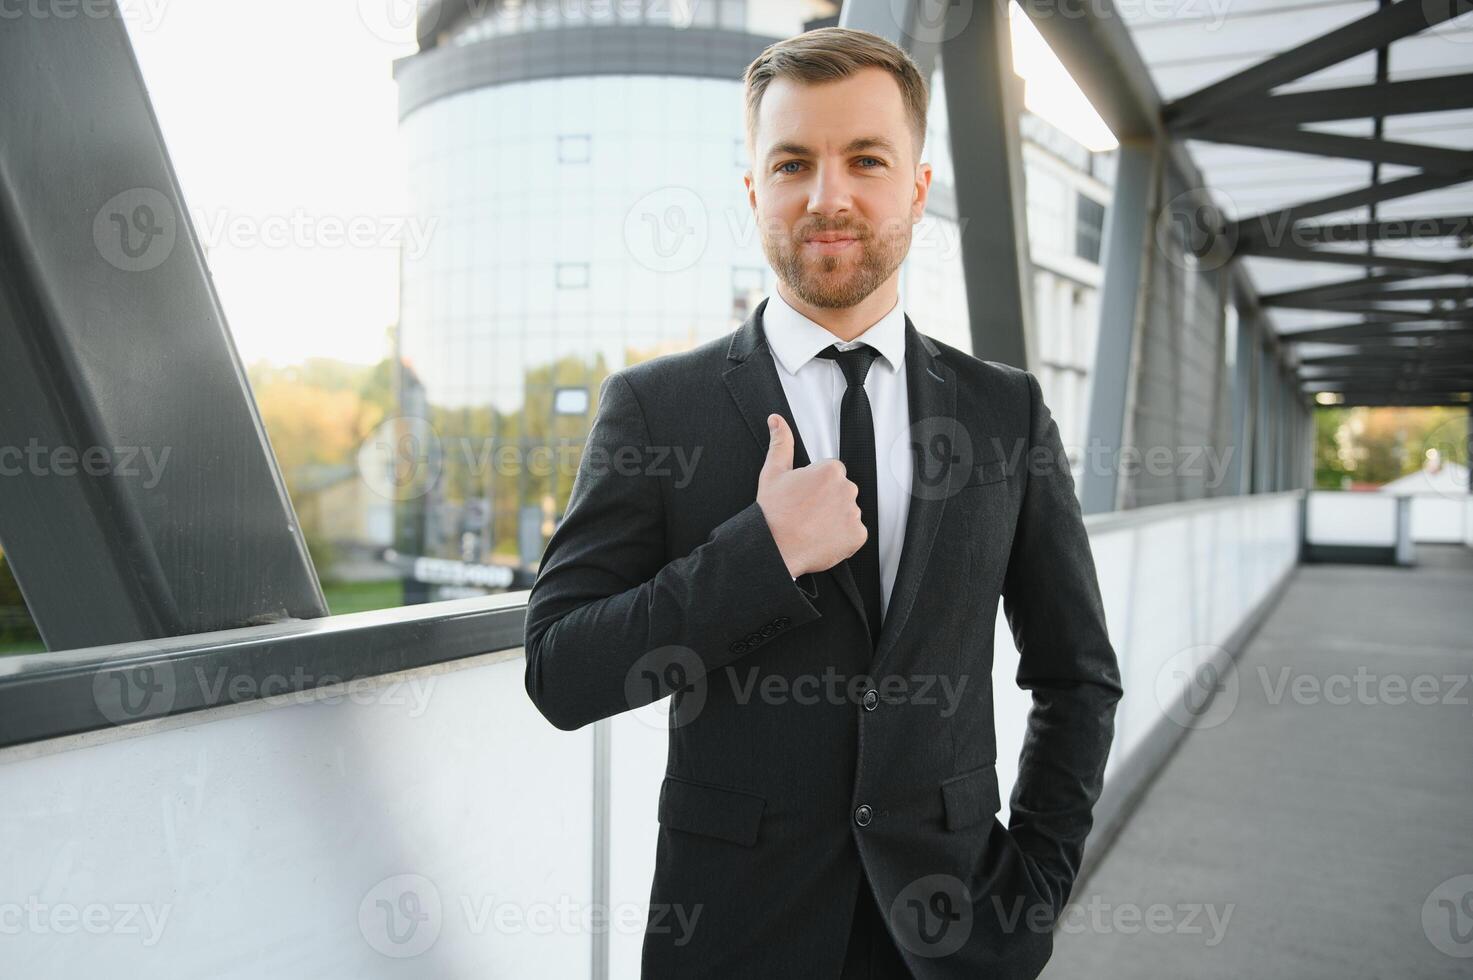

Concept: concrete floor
[[1043, 545, 1473, 980]]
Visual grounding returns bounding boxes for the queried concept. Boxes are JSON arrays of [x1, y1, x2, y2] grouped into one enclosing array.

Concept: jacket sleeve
[[523, 370, 823, 732], [1000, 370, 1124, 916]]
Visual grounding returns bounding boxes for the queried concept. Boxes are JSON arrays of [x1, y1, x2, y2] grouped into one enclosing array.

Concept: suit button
[[746, 632, 763, 646], [862, 689, 878, 710], [730, 640, 748, 654], [775, 617, 791, 629], [760, 624, 776, 638], [854, 804, 872, 827]]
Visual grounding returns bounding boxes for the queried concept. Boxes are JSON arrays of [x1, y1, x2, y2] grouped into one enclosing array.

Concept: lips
[[803, 235, 858, 255]]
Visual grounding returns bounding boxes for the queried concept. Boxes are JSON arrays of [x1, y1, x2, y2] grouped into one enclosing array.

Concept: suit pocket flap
[[658, 775, 766, 847], [940, 763, 1001, 831], [962, 456, 1009, 487]]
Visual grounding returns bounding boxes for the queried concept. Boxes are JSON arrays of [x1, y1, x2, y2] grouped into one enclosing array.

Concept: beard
[[760, 216, 909, 310]]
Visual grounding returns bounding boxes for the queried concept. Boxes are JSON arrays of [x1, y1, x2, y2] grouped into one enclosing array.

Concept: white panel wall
[[608, 701, 672, 978], [1409, 494, 1470, 544], [990, 492, 1301, 825], [1306, 491, 1398, 546], [0, 654, 594, 978], [1308, 490, 1471, 547]]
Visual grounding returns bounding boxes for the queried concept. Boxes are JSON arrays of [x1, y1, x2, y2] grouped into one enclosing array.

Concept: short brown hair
[[743, 27, 930, 166]]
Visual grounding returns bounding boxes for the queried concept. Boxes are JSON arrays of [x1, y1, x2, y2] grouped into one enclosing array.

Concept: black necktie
[[816, 343, 883, 649]]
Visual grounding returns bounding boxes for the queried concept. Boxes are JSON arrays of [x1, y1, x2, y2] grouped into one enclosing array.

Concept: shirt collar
[[762, 287, 907, 377]]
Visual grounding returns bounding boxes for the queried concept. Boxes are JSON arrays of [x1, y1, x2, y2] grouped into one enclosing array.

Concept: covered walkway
[[1048, 546, 1473, 978]]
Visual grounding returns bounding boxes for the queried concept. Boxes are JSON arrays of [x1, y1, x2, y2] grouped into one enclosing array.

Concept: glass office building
[[392, 0, 1112, 600]]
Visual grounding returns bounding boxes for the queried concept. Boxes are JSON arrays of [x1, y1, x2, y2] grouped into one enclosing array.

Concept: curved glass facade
[[446, 0, 754, 43]]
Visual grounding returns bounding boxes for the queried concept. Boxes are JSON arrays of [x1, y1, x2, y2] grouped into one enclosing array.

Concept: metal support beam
[[939, 0, 1035, 369], [0, 592, 527, 748], [591, 718, 611, 980], [1225, 307, 1254, 496], [1257, 215, 1473, 247], [838, 0, 943, 84], [1183, 126, 1473, 175], [1264, 300, 1473, 319], [1172, 74, 1473, 130], [1237, 242, 1458, 276], [0, 5, 327, 651], [1164, 0, 1468, 127], [1080, 141, 1157, 513], [1306, 349, 1473, 364], [1301, 347, 1473, 365], [1307, 403, 1317, 490], [1261, 269, 1430, 307], [1273, 367, 1285, 493], [1287, 375, 1300, 491], [1255, 343, 1274, 494], [1300, 353, 1473, 369], [1332, 286, 1473, 303], [1237, 173, 1473, 241], [1303, 378, 1473, 392], [1281, 322, 1473, 343]]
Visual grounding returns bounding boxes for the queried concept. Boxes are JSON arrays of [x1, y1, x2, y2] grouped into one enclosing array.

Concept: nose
[[806, 161, 856, 220]]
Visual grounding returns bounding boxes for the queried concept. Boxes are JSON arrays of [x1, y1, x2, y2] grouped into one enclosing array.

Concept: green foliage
[[321, 580, 404, 615], [1314, 405, 1468, 489], [303, 530, 339, 584], [0, 550, 43, 652]]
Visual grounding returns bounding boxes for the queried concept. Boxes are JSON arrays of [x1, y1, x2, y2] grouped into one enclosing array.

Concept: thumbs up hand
[[756, 413, 867, 579]]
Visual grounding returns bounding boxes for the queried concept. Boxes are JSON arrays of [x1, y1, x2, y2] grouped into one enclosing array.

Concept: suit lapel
[[722, 298, 960, 671], [872, 313, 957, 677]]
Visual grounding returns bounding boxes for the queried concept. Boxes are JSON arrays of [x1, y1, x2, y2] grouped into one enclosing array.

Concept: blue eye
[[778, 158, 883, 174]]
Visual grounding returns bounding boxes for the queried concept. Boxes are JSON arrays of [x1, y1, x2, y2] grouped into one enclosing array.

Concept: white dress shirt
[[763, 288, 913, 621]]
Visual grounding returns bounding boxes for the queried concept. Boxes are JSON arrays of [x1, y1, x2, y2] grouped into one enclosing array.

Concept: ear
[[912, 161, 932, 220]]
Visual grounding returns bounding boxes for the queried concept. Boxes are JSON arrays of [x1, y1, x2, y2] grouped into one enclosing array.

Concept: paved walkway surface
[[1043, 545, 1473, 979]]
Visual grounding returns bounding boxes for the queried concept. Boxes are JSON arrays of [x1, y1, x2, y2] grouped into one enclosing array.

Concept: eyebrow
[[765, 136, 899, 165]]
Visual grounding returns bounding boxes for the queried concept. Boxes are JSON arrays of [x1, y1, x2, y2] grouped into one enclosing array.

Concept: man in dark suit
[[524, 26, 1121, 980]]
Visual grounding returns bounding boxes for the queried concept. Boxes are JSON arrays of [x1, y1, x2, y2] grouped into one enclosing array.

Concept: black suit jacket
[[524, 297, 1122, 978]]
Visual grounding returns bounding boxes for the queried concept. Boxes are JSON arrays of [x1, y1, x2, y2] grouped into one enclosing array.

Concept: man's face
[[745, 66, 931, 310]]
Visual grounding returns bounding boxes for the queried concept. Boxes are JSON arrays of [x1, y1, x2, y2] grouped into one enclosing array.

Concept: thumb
[[760, 413, 793, 484]]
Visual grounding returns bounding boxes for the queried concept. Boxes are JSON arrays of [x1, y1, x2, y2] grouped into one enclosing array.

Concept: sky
[[125, 1, 419, 367], [123, 0, 1112, 369]]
